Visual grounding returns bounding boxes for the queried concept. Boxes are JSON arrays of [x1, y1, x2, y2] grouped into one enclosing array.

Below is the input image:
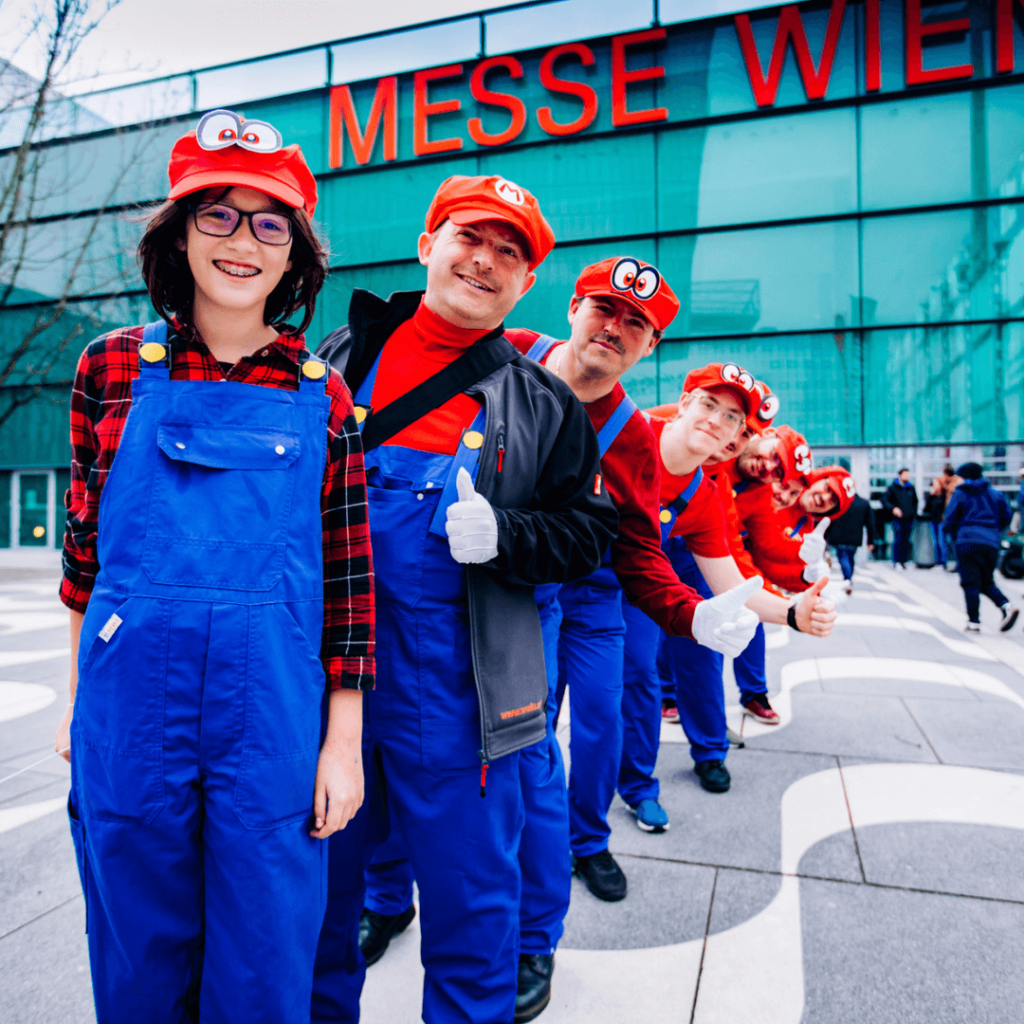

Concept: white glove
[[821, 579, 847, 608], [692, 576, 763, 657], [798, 516, 830, 564], [802, 559, 830, 584], [445, 467, 499, 564]]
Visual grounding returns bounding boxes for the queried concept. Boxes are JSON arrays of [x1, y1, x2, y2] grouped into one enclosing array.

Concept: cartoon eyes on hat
[[611, 257, 662, 301], [841, 476, 856, 498], [721, 363, 755, 391], [196, 109, 282, 154], [757, 393, 780, 423], [794, 444, 812, 475]]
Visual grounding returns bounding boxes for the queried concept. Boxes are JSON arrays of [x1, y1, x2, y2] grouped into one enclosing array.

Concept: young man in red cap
[[311, 176, 618, 1024], [626, 374, 836, 802]]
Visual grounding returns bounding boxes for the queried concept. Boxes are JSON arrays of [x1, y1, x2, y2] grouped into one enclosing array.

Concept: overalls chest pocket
[[143, 423, 299, 591]]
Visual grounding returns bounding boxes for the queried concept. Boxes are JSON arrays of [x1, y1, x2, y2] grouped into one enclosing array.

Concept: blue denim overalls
[[313, 347, 526, 1024], [68, 321, 331, 1023]]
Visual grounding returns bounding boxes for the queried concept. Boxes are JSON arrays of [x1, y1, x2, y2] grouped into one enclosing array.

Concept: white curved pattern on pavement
[[0, 681, 57, 722], [764, 626, 790, 650], [842, 589, 932, 616], [0, 611, 68, 636], [0, 649, 69, 669], [691, 763, 1024, 1024], [726, 657, 1024, 740], [0, 796, 66, 836]]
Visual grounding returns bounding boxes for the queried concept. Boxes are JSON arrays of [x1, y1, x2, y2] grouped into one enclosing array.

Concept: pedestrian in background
[[944, 462, 1018, 633], [825, 485, 875, 594], [882, 467, 918, 569], [924, 479, 948, 567], [933, 463, 962, 567]]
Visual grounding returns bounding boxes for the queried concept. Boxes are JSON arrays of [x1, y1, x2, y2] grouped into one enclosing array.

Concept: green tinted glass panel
[[659, 108, 857, 231], [19, 473, 49, 546], [55, 467, 71, 549], [479, 133, 657, 243], [321, 155, 479, 267], [0, 471, 10, 548], [660, 219, 858, 336], [861, 205, 1024, 327], [656, 332, 861, 445]]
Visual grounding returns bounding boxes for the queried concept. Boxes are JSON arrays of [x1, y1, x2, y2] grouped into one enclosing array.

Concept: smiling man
[[310, 175, 618, 1024]]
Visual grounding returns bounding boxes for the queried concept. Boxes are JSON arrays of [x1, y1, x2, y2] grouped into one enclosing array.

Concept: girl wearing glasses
[[55, 110, 373, 1022]]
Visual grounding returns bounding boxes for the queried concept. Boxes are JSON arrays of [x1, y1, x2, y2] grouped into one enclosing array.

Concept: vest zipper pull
[[496, 433, 505, 476], [479, 762, 489, 798]]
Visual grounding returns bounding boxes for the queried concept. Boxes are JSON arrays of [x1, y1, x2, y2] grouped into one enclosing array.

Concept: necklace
[[549, 343, 565, 379]]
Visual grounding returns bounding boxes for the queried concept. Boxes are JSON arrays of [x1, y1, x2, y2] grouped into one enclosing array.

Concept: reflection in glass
[[484, 0, 652, 56], [196, 51, 327, 109], [331, 20, 480, 84], [862, 205, 1024, 327], [75, 77, 194, 129], [661, 220, 858, 336]]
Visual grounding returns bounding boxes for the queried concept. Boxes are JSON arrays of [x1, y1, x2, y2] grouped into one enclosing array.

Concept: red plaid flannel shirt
[[61, 323, 375, 691]]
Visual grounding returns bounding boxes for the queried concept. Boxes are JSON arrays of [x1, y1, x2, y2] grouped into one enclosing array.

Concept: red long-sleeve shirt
[[62, 324, 375, 691], [508, 332, 700, 637]]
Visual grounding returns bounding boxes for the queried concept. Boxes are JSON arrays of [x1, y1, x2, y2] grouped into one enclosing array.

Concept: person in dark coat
[[825, 489, 876, 594], [944, 462, 1018, 633], [881, 468, 918, 569]]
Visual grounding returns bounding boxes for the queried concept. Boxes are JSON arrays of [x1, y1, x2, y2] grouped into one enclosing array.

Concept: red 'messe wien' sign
[[328, 0, 1024, 169]]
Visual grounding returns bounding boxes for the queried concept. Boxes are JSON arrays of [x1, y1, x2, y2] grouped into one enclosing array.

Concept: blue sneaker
[[632, 798, 670, 833]]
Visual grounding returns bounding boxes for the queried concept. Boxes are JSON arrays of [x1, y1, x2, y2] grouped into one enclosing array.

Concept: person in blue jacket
[[944, 462, 1018, 633]]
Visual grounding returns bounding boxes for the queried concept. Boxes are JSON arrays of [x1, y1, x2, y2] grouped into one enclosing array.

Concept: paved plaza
[[2, 552, 1023, 1023]]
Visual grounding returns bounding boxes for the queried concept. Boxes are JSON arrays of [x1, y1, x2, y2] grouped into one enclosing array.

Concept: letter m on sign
[[329, 77, 398, 168], [734, 0, 847, 107]]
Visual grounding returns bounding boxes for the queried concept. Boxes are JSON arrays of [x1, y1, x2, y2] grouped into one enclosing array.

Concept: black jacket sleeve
[[490, 389, 618, 587]]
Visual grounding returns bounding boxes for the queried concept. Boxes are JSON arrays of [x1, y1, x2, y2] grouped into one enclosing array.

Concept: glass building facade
[[2, 0, 1023, 546]]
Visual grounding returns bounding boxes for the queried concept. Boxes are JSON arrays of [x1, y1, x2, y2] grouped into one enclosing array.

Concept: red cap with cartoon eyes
[[768, 424, 812, 483], [425, 174, 555, 270], [681, 362, 760, 418], [168, 109, 318, 215], [747, 380, 779, 436], [806, 465, 856, 517], [574, 257, 680, 332]]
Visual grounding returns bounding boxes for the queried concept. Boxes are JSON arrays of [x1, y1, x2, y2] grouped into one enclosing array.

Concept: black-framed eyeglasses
[[192, 202, 293, 246]]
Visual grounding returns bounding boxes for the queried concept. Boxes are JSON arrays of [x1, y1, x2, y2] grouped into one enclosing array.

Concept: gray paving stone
[[608, 747, 862, 881], [744, 692, 938, 762], [799, 876, 1024, 1024], [0, 897, 93, 1024], [817, 676, 977, 702], [561, 858, 714, 950], [902, 698, 1024, 770], [0, 787, 79, 937], [853, 820, 1024, 902], [706, 865, 782, 936]]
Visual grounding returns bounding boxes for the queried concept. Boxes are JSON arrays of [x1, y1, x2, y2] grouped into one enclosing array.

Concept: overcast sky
[[0, 0, 517, 92]]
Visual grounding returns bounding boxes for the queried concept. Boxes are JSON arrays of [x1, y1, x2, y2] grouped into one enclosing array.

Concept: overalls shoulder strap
[[352, 348, 384, 431], [138, 320, 171, 379], [788, 514, 809, 538], [524, 334, 560, 363], [659, 466, 703, 542], [733, 478, 753, 496], [596, 394, 638, 459], [427, 406, 488, 539]]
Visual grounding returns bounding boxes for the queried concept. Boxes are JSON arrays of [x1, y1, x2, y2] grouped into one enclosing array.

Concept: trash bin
[[913, 519, 935, 568]]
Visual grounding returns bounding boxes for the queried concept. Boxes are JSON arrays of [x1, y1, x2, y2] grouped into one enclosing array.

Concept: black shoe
[[1000, 604, 1020, 633], [358, 905, 416, 967], [694, 759, 731, 793], [573, 850, 627, 902], [515, 953, 554, 1022]]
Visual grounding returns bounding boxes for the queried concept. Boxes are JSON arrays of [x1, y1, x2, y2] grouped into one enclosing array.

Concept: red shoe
[[661, 700, 679, 724], [742, 695, 780, 725]]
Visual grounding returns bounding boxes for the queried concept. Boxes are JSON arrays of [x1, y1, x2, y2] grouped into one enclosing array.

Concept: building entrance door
[[14, 471, 54, 547]]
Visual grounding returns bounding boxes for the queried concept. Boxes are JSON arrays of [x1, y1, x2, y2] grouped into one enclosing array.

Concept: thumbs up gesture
[[445, 467, 499, 564], [792, 576, 837, 636], [798, 516, 831, 565], [692, 576, 762, 657]]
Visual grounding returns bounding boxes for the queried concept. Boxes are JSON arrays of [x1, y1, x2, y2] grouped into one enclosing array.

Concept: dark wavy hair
[[137, 187, 328, 338]]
